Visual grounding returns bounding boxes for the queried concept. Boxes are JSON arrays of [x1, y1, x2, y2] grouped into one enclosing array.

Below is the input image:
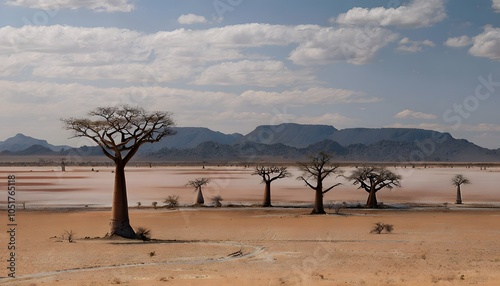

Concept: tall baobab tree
[[297, 152, 343, 214], [63, 105, 175, 238], [252, 166, 292, 207], [348, 166, 402, 208], [452, 174, 470, 204], [187, 178, 211, 205]]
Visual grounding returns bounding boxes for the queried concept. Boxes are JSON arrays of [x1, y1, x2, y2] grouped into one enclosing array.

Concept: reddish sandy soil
[[0, 166, 499, 285]]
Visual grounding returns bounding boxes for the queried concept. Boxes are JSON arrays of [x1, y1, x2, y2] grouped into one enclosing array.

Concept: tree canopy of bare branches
[[252, 166, 292, 207], [348, 166, 402, 208], [297, 152, 343, 214], [63, 105, 175, 164], [187, 178, 211, 205], [452, 174, 471, 204]]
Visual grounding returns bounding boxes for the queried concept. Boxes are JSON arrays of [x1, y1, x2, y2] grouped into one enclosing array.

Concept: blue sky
[[0, 0, 499, 149]]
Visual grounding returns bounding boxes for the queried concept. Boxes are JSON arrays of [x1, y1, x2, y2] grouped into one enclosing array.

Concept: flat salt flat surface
[[0, 166, 498, 207]]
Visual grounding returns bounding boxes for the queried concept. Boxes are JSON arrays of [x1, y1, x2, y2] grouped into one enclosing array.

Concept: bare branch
[[187, 178, 211, 190], [252, 166, 292, 183], [451, 174, 471, 187], [348, 166, 402, 193], [62, 105, 175, 165], [323, 182, 342, 194]]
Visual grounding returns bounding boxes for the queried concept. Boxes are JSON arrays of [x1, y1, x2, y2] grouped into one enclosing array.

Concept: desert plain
[[0, 164, 499, 285]]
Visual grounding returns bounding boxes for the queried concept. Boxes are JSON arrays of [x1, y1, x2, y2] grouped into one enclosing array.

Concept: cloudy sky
[[0, 0, 499, 148]]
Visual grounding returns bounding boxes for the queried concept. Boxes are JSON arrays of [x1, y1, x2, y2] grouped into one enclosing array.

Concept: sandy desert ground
[[0, 165, 499, 285]]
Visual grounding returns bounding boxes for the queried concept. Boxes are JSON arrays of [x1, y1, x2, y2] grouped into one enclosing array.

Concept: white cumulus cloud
[[0, 23, 398, 86], [395, 109, 437, 120], [469, 25, 500, 61], [5, 0, 134, 12], [195, 60, 316, 87], [397, 38, 435, 53], [444, 35, 472, 48], [289, 26, 398, 65], [237, 88, 380, 107], [493, 0, 500, 13], [177, 14, 207, 25], [334, 0, 446, 28]]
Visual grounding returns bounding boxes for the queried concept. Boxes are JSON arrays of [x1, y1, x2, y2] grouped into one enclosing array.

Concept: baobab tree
[[297, 152, 343, 214], [63, 105, 175, 238], [187, 178, 211, 205], [348, 166, 402, 208], [252, 166, 292, 207], [452, 174, 470, 204]]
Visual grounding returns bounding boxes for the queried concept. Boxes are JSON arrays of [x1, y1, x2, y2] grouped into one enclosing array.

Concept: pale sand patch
[[0, 208, 500, 285]]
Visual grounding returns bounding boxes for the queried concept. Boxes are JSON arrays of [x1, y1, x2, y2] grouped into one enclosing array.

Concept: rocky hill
[[147, 137, 500, 163], [141, 127, 243, 151], [243, 123, 337, 148], [0, 133, 70, 152], [2, 124, 499, 162]]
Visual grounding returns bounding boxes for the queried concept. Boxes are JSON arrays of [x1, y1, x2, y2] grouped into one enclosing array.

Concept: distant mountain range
[[0, 133, 71, 154], [1, 124, 500, 162]]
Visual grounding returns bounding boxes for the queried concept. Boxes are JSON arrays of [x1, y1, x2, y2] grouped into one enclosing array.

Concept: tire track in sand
[[0, 241, 265, 284]]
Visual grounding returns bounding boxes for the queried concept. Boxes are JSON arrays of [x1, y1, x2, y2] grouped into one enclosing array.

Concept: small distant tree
[[348, 166, 402, 208], [297, 152, 343, 214], [252, 166, 292, 207], [152, 201, 158, 209], [452, 174, 471, 204], [187, 178, 211, 205]]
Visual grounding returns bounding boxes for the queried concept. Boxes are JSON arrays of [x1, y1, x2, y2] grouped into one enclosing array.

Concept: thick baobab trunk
[[109, 162, 136, 239], [311, 189, 326, 214], [456, 185, 462, 204], [262, 181, 272, 207], [196, 188, 205, 205], [366, 187, 378, 208]]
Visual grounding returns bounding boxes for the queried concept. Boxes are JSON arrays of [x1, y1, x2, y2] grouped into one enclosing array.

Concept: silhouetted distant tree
[[252, 166, 292, 207], [187, 178, 211, 205], [297, 152, 343, 214], [452, 174, 470, 204], [348, 166, 402, 208], [62, 105, 175, 238]]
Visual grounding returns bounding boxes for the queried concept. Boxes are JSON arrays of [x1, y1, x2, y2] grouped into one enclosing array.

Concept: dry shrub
[[211, 195, 223, 207], [371, 222, 394, 234], [164, 195, 179, 209], [62, 230, 76, 242], [135, 226, 151, 241]]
